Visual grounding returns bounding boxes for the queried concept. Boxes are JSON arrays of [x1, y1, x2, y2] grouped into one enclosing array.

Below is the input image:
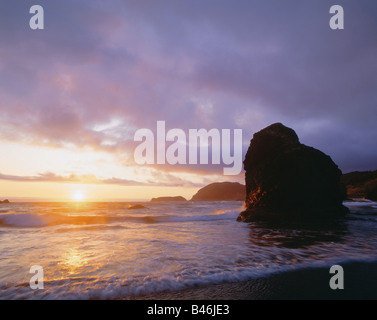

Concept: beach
[[135, 260, 377, 300]]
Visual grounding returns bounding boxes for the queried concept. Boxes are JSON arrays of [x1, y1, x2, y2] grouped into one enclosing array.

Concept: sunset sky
[[1, 1, 377, 201]]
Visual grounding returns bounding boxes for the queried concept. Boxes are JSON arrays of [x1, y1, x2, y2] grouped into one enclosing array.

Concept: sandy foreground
[[123, 261, 377, 300]]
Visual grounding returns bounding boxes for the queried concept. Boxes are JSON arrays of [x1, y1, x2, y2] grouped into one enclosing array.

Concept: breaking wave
[[0, 210, 239, 228]]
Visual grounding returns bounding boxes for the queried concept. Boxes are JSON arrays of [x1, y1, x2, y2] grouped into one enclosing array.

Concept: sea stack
[[237, 123, 349, 222]]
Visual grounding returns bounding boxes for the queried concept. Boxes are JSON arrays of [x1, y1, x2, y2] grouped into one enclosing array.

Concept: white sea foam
[[2, 257, 376, 300], [344, 199, 377, 207], [1, 201, 377, 300], [0, 209, 239, 227], [0, 213, 49, 227]]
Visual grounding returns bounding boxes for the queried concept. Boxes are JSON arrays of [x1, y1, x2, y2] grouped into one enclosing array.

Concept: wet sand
[[133, 261, 377, 300]]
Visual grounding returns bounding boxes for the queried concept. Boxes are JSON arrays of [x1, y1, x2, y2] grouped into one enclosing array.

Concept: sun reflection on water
[[59, 247, 88, 275]]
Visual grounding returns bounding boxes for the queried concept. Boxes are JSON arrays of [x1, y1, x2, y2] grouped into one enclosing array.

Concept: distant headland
[[190, 182, 245, 202], [151, 196, 187, 202], [341, 171, 377, 201], [149, 182, 245, 202]]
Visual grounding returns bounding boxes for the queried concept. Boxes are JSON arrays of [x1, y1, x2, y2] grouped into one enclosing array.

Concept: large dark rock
[[151, 196, 187, 202], [0, 199, 10, 204], [238, 123, 348, 222], [365, 180, 377, 201], [191, 182, 245, 201]]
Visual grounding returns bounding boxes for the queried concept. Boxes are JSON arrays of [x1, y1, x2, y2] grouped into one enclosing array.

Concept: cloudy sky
[[0, 0, 376, 201]]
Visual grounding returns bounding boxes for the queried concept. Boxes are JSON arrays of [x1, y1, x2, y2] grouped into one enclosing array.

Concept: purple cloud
[[0, 0, 376, 179]]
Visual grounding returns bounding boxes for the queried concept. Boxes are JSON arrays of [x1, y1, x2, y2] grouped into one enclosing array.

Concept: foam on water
[[344, 199, 377, 207], [0, 209, 239, 228], [0, 213, 50, 227], [1, 201, 377, 299], [2, 255, 376, 300]]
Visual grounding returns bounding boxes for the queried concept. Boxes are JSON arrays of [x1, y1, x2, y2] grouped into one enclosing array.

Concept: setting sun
[[72, 190, 85, 202]]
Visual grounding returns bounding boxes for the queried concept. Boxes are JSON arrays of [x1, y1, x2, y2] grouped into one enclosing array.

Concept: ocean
[[0, 200, 377, 300]]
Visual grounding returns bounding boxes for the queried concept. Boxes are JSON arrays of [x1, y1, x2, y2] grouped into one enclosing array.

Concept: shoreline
[[129, 260, 377, 300]]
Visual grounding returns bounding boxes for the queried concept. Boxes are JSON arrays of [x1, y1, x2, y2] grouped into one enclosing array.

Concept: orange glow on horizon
[[0, 180, 199, 202], [0, 141, 210, 202]]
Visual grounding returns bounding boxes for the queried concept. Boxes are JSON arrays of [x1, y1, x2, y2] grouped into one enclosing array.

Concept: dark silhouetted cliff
[[151, 196, 187, 202], [191, 182, 245, 201], [341, 170, 377, 200]]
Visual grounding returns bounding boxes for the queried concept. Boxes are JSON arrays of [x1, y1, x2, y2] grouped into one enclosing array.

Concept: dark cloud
[[0, 0, 376, 177], [0, 172, 72, 182], [0, 171, 204, 188]]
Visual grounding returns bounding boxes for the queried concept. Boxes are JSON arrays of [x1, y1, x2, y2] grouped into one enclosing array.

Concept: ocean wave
[[0, 213, 109, 227], [165, 210, 239, 222], [54, 224, 130, 233], [2, 201, 377, 228], [0, 265, 305, 299], [344, 199, 377, 207], [0, 269, 263, 300], [0, 210, 239, 228], [0, 213, 50, 227], [2, 257, 377, 300]]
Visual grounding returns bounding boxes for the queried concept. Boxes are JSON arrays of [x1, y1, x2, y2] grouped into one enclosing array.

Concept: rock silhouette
[[238, 123, 349, 222], [151, 196, 187, 202], [191, 182, 245, 201], [128, 204, 147, 210], [366, 181, 377, 201], [0, 199, 10, 204], [341, 170, 377, 201]]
